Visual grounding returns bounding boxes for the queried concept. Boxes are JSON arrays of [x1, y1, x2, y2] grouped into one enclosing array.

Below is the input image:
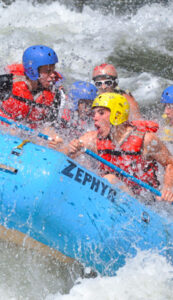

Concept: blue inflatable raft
[[0, 132, 173, 276]]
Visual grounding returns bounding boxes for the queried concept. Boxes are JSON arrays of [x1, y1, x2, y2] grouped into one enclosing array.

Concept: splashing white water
[[0, 0, 172, 99], [47, 251, 173, 300], [0, 1, 173, 299]]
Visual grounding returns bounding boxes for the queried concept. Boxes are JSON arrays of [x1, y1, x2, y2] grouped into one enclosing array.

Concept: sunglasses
[[94, 79, 115, 88]]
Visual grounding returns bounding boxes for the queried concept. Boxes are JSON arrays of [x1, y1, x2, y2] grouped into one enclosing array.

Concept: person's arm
[[48, 135, 63, 149], [143, 132, 173, 202], [123, 93, 141, 120], [40, 127, 63, 149], [59, 131, 97, 158]]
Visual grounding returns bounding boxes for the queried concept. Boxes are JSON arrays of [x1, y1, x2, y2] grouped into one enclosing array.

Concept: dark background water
[[1, 0, 169, 13], [2, 0, 172, 81]]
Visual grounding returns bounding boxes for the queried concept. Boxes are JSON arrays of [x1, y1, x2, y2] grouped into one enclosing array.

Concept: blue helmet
[[161, 86, 173, 104], [22, 45, 58, 80], [68, 81, 98, 111]]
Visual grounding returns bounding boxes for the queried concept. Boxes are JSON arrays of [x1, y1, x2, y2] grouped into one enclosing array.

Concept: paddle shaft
[[0, 116, 162, 196], [85, 148, 161, 197], [0, 116, 50, 141]]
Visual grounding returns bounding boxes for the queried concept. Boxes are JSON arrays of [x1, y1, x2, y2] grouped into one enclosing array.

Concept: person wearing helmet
[[92, 63, 141, 120], [67, 81, 97, 131], [0, 45, 65, 133], [61, 92, 173, 202], [49, 81, 97, 149], [160, 86, 173, 145]]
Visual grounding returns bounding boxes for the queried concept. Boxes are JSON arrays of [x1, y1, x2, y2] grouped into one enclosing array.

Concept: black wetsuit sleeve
[[0, 74, 13, 100]]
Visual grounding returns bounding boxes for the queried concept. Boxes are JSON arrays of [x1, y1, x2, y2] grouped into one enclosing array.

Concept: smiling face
[[38, 64, 56, 89], [92, 107, 111, 137]]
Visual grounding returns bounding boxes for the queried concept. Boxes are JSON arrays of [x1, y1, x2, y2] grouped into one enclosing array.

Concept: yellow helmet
[[92, 92, 130, 126]]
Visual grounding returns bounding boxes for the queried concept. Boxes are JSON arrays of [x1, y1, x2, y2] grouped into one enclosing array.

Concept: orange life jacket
[[0, 64, 64, 128], [96, 121, 160, 194]]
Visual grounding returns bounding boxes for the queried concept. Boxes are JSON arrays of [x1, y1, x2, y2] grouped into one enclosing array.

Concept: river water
[[0, 0, 173, 299]]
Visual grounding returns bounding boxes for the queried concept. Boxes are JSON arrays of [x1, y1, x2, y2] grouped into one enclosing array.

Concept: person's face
[[164, 104, 173, 125], [94, 76, 115, 94], [92, 107, 111, 137], [38, 64, 56, 89], [78, 100, 93, 120]]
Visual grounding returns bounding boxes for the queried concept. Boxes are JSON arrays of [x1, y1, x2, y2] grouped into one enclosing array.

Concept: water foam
[[47, 251, 173, 300]]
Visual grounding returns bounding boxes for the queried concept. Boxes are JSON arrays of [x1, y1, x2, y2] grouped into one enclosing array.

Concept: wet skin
[[39, 64, 56, 89], [164, 104, 173, 126]]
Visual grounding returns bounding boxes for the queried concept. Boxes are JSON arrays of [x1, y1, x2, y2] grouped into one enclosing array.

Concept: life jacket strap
[[98, 149, 142, 156]]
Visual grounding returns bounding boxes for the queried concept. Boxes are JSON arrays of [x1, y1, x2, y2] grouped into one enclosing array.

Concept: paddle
[[0, 115, 161, 196], [0, 115, 51, 141], [85, 148, 162, 197]]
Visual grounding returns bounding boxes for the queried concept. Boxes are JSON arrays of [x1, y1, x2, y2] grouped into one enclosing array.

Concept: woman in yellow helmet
[[60, 92, 173, 203]]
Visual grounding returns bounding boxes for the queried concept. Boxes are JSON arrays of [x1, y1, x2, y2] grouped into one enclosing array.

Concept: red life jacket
[[96, 121, 160, 194], [5, 64, 25, 77], [0, 64, 64, 128]]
